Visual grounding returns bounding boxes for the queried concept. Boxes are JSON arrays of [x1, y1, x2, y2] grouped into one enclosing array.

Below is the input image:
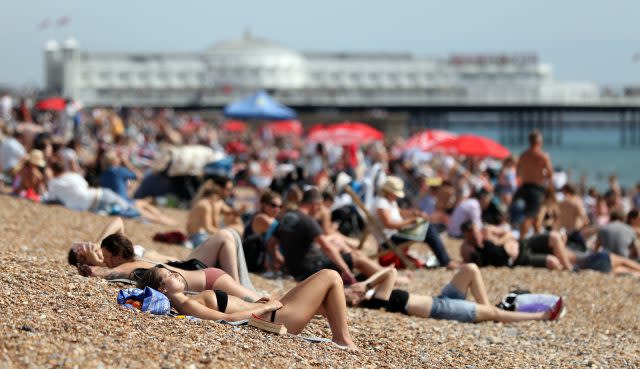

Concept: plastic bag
[[117, 287, 171, 315]]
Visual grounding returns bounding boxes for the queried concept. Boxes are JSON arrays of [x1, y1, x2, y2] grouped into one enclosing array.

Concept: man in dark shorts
[[270, 188, 385, 283], [460, 221, 574, 270], [511, 130, 554, 239]]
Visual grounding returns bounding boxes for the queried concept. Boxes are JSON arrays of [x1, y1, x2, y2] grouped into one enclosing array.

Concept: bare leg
[[448, 263, 490, 305], [547, 232, 574, 270], [475, 304, 547, 323], [134, 200, 177, 226], [187, 230, 240, 281], [349, 249, 383, 277], [609, 253, 640, 276], [212, 274, 261, 302], [274, 270, 356, 349], [519, 217, 533, 241]]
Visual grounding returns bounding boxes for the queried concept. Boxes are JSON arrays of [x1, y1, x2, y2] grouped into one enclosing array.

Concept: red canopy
[[221, 120, 247, 133], [307, 121, 383, 146], [427, 134, 510, 159], [35, 97, 66, 111], [263, 120, 303, 137], [404, 129, 457, 151]]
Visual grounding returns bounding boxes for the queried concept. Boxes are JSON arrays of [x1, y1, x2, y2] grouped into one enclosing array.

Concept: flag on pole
[[38, 18, 51, 30], [57, 15, 71, 27]]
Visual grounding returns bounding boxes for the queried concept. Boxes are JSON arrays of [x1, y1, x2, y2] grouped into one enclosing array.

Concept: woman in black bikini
[[137, 267, 357, 350]]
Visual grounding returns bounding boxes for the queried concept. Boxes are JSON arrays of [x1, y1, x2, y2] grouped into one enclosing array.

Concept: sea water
[[448, 125, 640, 190]]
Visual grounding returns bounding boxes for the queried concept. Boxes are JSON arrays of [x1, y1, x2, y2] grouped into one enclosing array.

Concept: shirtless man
[[512, 131, 553, 239]]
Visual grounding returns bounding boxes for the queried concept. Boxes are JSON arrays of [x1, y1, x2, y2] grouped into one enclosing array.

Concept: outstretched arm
[[179, 298, 281, 322], [95, 217, 125, 244]]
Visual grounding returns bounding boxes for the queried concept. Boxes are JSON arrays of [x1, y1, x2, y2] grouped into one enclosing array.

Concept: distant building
[[44, 32, 600, 107]]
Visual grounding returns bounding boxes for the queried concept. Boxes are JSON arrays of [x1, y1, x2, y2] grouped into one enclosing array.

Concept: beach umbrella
[[427, 134, 510, 159], [225, 141, 248, 154], [404, 129, 457, 151], [307, 121, 383, 146], [35, 97, 66, 111], [263, 120, 303, 137], [224, 90, 296, 120], [276, 149, 300, 162]]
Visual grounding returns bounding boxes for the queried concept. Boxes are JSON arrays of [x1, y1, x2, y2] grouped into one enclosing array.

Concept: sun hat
[[27, 149, 46, 168], [381, 176, 405, 198]]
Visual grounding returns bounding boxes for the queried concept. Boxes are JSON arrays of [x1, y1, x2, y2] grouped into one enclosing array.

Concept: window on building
[[99, 71, 110, 80], [119, 72, 130, 81]]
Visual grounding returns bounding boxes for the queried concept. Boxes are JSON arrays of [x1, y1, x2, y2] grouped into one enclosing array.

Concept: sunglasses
[[267, 202, 281, 208]]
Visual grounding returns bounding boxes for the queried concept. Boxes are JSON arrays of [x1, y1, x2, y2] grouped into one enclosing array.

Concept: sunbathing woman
[[345, 264, 564, 323], [137, 267, 357, 350]]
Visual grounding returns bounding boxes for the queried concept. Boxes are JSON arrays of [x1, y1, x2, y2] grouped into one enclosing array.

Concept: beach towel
[[117, 287, 171, 315], [153, 231, 188, 244], [229, 228, 257, 292]]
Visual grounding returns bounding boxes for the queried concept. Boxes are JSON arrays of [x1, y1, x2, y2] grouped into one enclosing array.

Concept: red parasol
[[404, 129, 457, 151], [221, 120, 247, 133], [307, 121, 383, 146], [225, 141, 248, 154], [427, 134, 510, 159], [264, 120, 303, 137], [35, 97, 66, 111]]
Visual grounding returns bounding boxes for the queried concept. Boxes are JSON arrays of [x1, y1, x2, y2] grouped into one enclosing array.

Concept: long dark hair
[[135, 265, 189, 292]]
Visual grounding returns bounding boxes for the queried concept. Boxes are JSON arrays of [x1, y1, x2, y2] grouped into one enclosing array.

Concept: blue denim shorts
[[429, 283, 477, 323], [189, 232, 210, 248]]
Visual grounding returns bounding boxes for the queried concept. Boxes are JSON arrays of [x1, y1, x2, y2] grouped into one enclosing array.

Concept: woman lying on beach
[[344, 264, 564, 323], [137, 267, 357, 350]]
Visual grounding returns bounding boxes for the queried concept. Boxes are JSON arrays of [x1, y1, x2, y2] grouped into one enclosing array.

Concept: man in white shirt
[[448, 189, 492, 238], [47, 161, 133, 214]]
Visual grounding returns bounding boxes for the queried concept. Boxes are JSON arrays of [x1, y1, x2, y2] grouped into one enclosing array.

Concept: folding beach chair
[[343, 185, 417, 269]]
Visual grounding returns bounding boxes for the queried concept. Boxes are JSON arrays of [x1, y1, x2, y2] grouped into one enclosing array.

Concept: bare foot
[[446, 260, 462, 270], [332, 339, 359, 352]]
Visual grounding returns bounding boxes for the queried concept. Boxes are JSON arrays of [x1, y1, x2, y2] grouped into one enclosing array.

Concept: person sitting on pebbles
[[68, 218, 260, 300], [137, 267, 358, 350], [344, 263, 564, 323]]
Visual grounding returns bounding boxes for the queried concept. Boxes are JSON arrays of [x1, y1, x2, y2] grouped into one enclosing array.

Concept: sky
[[0, 0, 638, 87]]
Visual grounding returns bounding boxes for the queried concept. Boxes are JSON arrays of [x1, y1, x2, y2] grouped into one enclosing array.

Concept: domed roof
[[207, 32, 301, 59]]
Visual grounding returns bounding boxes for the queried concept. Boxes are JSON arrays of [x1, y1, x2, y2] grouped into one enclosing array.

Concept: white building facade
[[44, 33, 600, 107]]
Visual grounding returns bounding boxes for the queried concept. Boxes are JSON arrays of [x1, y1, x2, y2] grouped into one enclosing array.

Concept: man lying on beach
[[137, 267, 357, 350], [68, 218, 260, 299], [460, 220, 574, 270], [344, 264, 564, 323], [460, 220, 640, 276]]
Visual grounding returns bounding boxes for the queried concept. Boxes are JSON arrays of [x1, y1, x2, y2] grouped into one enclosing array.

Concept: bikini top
[[214, 290, 228, 313]]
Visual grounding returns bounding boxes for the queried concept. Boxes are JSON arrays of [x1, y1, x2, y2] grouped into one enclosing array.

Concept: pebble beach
[[1, 195, 639, 368]]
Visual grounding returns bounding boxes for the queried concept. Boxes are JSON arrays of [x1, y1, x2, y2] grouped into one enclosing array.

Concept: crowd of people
[[2, 97, 640, 351]]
